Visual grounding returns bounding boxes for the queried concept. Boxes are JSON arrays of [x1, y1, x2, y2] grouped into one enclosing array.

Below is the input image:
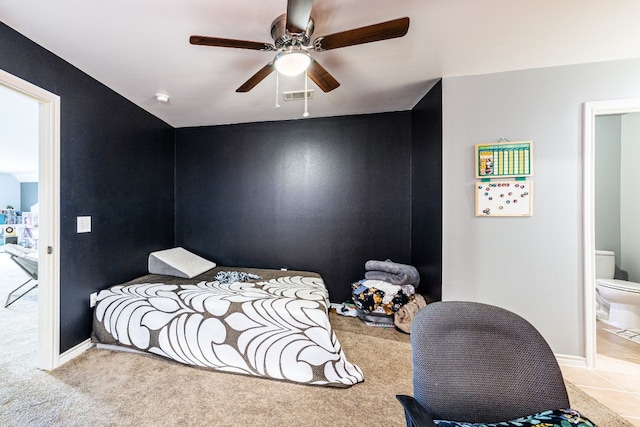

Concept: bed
[[92, 248, 364, 388]]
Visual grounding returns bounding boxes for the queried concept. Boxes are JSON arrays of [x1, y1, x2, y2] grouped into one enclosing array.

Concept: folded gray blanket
[[364, 260, 420, 288]]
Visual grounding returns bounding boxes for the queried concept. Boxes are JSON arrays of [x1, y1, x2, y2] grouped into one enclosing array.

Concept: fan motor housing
[[271, 14, 315, 48]]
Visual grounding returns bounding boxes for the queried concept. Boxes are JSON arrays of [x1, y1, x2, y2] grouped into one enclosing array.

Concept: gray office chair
[[396, 301, 595, 427]]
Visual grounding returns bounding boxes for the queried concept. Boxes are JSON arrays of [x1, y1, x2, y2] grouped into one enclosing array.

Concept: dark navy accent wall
[[411, 80, 443, 300], [0, 22, 175, 352], [2, 21, 442, 352], [175, 113, 412, 303]]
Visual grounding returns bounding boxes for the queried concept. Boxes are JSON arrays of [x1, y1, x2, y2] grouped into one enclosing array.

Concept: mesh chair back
[[411, 301, 569, 423]]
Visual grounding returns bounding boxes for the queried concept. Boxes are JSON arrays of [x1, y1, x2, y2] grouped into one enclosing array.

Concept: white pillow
[[148, 247, 216, 278]]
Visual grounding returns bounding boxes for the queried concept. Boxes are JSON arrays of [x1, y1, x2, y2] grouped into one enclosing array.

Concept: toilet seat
[[596, 278, 640, 293]]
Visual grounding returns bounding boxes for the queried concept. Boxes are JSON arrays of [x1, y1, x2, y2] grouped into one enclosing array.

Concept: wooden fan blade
[[190, 35, 274, 51], [313, 17, 409, 51], [286, 0, 314, 33], [307, 59, 340, 92], [236, 63, 275, 92]]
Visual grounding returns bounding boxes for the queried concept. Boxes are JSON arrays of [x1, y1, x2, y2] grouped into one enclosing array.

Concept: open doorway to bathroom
[[584, 99, 640, 370], [0, 69, 60, 371], [594, 112, 640, 367]]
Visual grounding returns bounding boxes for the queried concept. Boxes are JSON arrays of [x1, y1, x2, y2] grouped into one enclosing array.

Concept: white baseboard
[[57, 338, 94, 367], [556, 353, 587, 368]]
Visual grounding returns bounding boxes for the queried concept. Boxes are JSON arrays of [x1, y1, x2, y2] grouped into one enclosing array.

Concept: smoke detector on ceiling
[[155, 93, 170, 103]]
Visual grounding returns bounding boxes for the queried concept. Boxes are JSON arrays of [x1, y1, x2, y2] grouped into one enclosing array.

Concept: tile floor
[[560, 320, 640, 426]]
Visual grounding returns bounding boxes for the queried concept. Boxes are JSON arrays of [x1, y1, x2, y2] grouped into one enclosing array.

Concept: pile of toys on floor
[[350, 259, 426, 333]]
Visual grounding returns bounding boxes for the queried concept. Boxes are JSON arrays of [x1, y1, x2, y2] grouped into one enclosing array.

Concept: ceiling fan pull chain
[[303, 69, 309, 117], [275, 71, 281, 108]]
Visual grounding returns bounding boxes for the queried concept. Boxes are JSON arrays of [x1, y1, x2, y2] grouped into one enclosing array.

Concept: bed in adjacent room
[[92, 248, 364, 388]]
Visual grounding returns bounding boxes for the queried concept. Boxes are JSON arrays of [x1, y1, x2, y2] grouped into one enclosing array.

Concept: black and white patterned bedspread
[[92, 267, 364, 387]]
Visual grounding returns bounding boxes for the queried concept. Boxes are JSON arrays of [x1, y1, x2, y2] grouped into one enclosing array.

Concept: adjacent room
[[0, 83, 40, 380], [2, 1, 640, 425]]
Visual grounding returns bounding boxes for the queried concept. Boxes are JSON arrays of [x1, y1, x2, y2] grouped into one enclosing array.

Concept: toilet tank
[[595, 250, 616, 279]]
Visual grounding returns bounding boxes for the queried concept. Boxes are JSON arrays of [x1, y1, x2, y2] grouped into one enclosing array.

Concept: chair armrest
[[396, 395, 437, 427]]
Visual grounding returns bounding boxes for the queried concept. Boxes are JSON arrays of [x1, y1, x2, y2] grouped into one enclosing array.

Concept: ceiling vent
[[283, 90, 314, 101]]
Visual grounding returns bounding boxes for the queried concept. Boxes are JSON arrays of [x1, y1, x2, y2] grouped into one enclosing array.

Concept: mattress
[[92, 266, 364, 387]]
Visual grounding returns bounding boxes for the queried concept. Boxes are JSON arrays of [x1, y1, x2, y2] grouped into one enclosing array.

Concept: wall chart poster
[[475, 141, 533, 179], [476, 181, 533, 217]]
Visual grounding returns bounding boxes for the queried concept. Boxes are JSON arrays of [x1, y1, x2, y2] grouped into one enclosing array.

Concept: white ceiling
[[1, 0, 640, 175]]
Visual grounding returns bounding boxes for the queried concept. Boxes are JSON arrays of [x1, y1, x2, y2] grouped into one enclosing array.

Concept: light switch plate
[[77, 216, 91, 233]]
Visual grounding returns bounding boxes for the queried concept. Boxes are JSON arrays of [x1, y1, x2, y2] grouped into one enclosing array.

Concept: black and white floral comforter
[[92, 267, 364, 387]]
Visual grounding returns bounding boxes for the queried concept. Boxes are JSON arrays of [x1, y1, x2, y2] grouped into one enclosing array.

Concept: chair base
[[396, 395, 437, 427], [5, 279, 38, 308]]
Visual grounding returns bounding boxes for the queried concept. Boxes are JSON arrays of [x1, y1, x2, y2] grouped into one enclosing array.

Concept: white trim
[[583, 102, 597, 369], [556, 354, 587, 368], [0, 69, 61, 371], [59, 339, 94, 366], [583, 98, 640, 370]]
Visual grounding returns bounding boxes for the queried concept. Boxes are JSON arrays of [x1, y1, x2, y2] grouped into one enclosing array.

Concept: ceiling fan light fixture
[[274, 49, 311, 76]]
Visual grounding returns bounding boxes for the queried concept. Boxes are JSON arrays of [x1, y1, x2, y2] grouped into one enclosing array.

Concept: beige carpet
[[0, 252, 633, 426]]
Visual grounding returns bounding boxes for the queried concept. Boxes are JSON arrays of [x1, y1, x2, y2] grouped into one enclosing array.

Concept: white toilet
[[595, 250, 640, 329]]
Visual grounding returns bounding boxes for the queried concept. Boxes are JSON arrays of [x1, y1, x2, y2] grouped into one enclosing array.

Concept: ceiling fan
[[189, 0, 410, 93]]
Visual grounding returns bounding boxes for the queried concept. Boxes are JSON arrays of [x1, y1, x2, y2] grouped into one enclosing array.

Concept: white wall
[[442, 58, 640, 357], [621, 114, 640, 282], [0, 84, 39, 182], [595, 115, 622, 261]]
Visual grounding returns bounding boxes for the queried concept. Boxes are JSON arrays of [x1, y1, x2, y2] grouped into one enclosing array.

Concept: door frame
[[0, 69, 61, 370], [583, 98, 640, 368]]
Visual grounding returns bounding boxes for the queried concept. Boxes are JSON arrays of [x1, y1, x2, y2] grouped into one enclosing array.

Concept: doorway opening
[[0, 70, 60, 370], [583, 98, 640, 369]]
